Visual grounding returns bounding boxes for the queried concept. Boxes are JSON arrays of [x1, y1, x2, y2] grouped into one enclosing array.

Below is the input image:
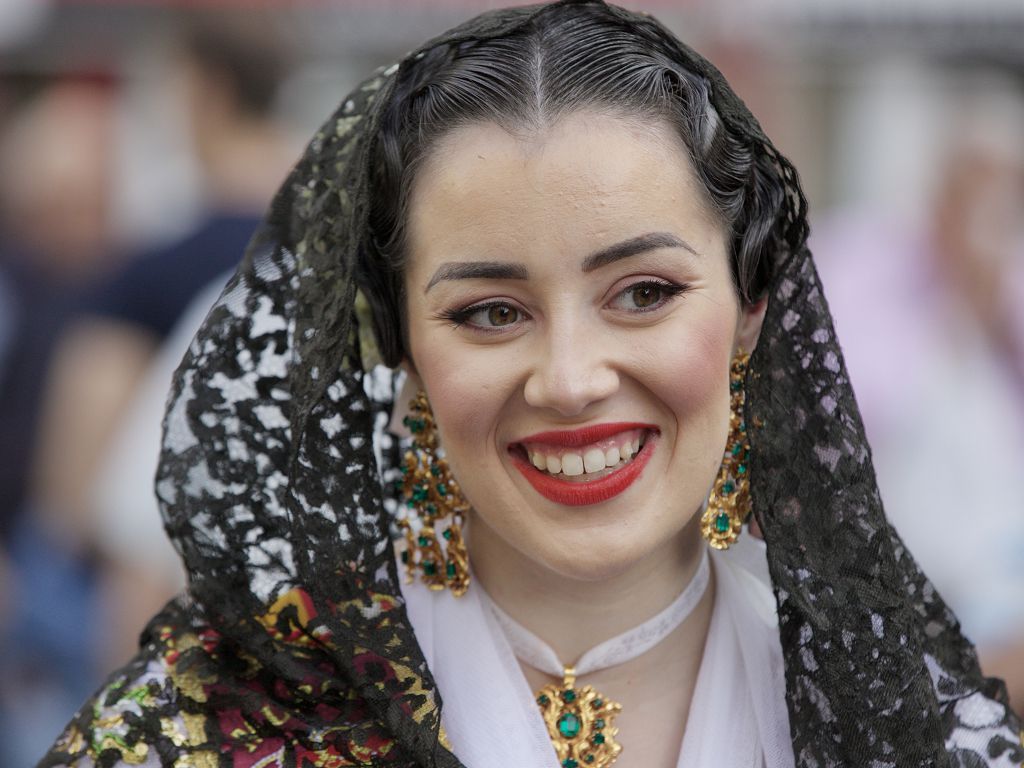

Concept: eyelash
[[437, 300, 520, 332], [436, 279, 688, 332], [610, 279, 688, 313]]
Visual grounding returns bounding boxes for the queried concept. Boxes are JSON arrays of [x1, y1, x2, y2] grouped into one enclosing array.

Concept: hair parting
[[359, 1, 788, 366]]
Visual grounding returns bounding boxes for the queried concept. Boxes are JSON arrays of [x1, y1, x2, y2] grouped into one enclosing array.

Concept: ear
[[734, 297, 768, 355]]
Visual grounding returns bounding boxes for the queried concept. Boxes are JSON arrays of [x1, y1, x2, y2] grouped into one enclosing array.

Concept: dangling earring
[[701, 349, 751, 550], [396, 391, 471, 596]]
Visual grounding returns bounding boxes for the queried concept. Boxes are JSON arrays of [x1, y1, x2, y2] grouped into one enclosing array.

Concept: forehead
[[405, 111, 724, 274]]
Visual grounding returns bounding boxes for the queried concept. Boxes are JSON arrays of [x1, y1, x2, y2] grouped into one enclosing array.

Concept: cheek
[[409, 334, 522, 470], [640, 310, 736, 462]]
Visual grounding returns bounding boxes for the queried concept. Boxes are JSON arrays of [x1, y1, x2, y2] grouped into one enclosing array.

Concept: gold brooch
[[535, 666, 622, 768]]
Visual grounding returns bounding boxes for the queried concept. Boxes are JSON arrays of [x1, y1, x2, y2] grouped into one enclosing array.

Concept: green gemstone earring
[[396, 390, 471, 596], [701, 350, 751, 550]]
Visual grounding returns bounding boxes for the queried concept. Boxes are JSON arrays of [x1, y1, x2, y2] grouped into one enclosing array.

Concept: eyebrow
[[581, 232, 701, 272], [425, 261, 529, 292], [424, 231, 699, 292]]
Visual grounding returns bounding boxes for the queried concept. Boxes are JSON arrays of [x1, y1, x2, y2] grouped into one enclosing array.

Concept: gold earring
[[701, 350, 751, 550], [396, 390, 471, 596]]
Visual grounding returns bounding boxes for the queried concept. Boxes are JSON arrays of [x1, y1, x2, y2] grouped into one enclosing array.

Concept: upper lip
[[512, 422, 658, 448]]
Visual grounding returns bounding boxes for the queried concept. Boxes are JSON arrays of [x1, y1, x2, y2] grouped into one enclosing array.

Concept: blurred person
[[0, 79, 117, 542], [815, 72, 1024, 714], [0, 77, 119, 768], [30, 19, 297, 675], [33, 22, 294, 551]]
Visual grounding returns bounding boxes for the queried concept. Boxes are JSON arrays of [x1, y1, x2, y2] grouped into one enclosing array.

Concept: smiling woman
[[40, 2, 1024, 768], [404, 114, 757, 597]]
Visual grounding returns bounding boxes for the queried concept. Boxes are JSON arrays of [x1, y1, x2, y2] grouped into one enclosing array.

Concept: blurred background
[[0, 0, 1021, 762]]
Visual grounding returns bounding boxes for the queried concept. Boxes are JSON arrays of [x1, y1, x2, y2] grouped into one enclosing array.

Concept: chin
[[528, 527, 663, 584], [544, 556, 641, 584]]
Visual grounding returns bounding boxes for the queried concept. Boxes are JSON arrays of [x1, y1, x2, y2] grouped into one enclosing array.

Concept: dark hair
[[360, 1, 785, 367]]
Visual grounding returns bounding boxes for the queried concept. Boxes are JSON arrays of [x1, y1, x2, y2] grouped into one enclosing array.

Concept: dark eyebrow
[[582, 232, 701, 272], [425, 261, 529, 292], [424, 232, 699, 292]]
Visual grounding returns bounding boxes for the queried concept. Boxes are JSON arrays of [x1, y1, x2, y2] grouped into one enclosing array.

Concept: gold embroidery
[[54, 724, 86, 754], [92, 713, 150, 766], [161, 718, 183, 747], [182, 712, 207, 747], [174, 753, 218, 768]]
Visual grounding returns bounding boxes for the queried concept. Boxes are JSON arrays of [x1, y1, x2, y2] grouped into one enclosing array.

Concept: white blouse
[[400, 535, 795, 767]]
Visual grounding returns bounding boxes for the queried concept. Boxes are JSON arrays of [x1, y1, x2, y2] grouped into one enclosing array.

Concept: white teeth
[[583, 448, 606, 473], [561, 453, 585, 476], [525, 431, 649, 477]]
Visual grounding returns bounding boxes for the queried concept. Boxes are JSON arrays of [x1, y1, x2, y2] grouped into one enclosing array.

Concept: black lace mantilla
[[40, 1, 1023, 766]]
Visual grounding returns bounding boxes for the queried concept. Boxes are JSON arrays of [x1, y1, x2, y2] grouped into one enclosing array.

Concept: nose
[[522, 319, 620, 418]]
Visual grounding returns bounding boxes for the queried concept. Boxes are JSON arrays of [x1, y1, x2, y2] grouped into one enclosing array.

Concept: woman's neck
[[469, 515, 706, 665]]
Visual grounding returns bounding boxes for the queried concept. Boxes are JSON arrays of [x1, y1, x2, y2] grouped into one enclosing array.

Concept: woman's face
[[404, 111, 764, 583]]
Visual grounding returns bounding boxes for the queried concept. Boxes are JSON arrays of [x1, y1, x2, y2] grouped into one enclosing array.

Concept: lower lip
[[510, 437, 656, 506]]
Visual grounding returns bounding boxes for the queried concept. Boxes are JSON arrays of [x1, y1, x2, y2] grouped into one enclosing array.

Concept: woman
[[41, 2, 1023, 766]]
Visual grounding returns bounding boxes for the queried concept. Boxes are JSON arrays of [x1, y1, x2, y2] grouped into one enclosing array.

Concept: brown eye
[[630, 284, 662, 308], [608, 280, 686, 314], [487, 305, 518, 326]]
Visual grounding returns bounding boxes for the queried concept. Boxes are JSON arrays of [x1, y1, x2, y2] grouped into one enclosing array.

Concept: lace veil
[[42, 1, 1023, 766]]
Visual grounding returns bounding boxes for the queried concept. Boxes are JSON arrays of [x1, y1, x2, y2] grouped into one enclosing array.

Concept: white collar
[[481, 549, 710, 677], [398, 537, 794, 768]]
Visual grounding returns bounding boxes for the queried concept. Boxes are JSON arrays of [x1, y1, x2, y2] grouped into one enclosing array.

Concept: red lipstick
[[509, 423, 658, 506], [516, 422, 655, 448]]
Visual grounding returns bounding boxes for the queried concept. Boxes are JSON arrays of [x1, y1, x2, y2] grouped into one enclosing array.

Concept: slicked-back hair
[[360, 2, 785, 367]]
